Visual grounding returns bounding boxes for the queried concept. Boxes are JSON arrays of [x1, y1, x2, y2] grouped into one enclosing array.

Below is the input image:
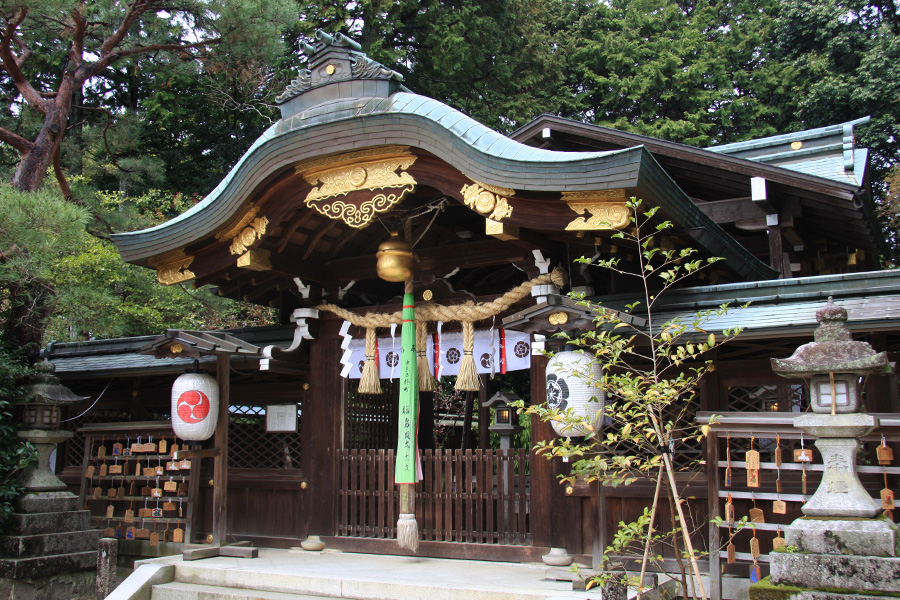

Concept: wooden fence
[[337, 448, 532, 545]]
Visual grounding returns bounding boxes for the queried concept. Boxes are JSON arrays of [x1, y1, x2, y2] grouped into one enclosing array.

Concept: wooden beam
[[697, 197, 765, 224], [212, 354, 230, 546], [302, 220, 339, 261], [326, 240, 529, 283], [751, 177, 777, 215]]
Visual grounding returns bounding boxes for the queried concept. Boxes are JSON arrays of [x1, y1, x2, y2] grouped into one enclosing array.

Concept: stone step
[[0, 528, 101, 557], [6, 510, 93, 535], [0, 550, 97, 579], [171, 560, 596, 600], [754, 591, 900, 600], [152, 582, 337, 600]]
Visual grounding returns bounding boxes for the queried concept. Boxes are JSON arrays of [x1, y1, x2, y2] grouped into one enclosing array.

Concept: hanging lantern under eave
[[171, 371, 219, 441], [546, 351, 604, 437]]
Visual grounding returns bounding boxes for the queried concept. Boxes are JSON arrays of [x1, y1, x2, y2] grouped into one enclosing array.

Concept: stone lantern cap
[[771, 297, 893, 377], [482, 391, 522, 409], [11, 360, 89, 406]]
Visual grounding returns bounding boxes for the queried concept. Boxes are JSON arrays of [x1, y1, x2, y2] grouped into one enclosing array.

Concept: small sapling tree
[[521, 198, 745, 599]]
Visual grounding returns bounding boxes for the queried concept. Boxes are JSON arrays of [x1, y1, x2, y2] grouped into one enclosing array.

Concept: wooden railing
[[337, 448, 532, 545]]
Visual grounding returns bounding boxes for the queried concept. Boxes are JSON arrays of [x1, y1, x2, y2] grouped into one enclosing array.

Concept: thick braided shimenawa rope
[[316, 267, 566, 328]]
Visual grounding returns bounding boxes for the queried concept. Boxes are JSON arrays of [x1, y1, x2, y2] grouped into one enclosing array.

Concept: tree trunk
[[12, 106, 67, 192]]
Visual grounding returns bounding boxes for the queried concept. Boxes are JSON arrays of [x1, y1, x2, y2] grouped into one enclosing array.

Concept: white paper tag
[[436, 321, 444, 378], [390, 323, 397, 380]]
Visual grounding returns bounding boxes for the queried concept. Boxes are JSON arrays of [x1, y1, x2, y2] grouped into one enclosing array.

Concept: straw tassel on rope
[[415, 321, 437, 392], [455, 320, 480, 391], [358, 327, 381, 395]]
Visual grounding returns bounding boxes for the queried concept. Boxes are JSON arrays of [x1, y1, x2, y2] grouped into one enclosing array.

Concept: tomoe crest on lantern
[[171, 372, 219, 440], [546, 351, 604, 437]]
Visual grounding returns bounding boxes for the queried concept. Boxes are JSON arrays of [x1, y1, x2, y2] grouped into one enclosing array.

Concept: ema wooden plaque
[[772, 531, 786, 550]]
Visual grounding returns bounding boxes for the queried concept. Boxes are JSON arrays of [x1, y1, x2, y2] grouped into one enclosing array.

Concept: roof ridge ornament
[[277, 30, 403, 106]]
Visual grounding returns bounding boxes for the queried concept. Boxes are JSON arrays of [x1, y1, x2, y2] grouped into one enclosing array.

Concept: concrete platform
[[125, 548, 609, 600]]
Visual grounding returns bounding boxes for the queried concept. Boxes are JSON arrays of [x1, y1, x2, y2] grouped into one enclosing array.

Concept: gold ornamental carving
[[562, 191, 630, 231], [548, 311, 569, 325], [485, 218, 519, 241], [298, 147, 418, 229], [461, 181, 514, 221], [229, 216, 269, 255], [215, 204, 260, 242], [150, 250, 196, 286], [236, 248, 272, 271]]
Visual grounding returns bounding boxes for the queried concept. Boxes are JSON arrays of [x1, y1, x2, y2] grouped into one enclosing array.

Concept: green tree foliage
[[521, 199, 743, 595], [0, 350, 35, 531], [294, 0, 580, 133], [772, 0, 900, 172], [565, 0, 798, 146], [0, 0, 297, 192]]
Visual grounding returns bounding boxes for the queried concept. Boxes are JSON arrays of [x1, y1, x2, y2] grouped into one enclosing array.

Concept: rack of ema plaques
[[77, 422, 200, 557], [698, 412, 900, 600]]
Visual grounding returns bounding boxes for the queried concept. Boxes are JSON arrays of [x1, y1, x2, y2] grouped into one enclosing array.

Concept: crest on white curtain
[[342, 329, 531, 379]]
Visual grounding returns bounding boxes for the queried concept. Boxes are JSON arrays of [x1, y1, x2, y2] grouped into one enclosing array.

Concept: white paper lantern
[[546, 351, 604, 437], [171, 372, 219, 441]]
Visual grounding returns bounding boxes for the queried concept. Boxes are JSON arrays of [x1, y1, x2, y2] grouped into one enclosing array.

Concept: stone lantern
[[11, 360, 89, 493], [482, 391, 523, 450], [771, 297, 891, 518], [1, 360, 100, 590], [761, 298, 900, 597]]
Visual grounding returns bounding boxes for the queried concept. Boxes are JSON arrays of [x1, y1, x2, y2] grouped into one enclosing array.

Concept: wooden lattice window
[[726, 384, 811, 463], [345, 379, 397, 450], [228, 404, 302, 470], [63, 408, 133, 469], [727, 383, 808, 414]]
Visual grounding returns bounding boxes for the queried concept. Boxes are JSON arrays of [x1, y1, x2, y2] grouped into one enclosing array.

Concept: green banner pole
[[396, 291, 419, 551], [395, 292, 418, 483]]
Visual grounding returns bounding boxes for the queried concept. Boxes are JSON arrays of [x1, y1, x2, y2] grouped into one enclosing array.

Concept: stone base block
[[0, 570, 96, 600], [5, 510, 91, 536], [0, 551, 97, 580], [786, 517, 899, 556], [770, 551, 900, 593], [0, 529, 101, 558], [14, 491, 79, 514], [750, 576, 900, 600]]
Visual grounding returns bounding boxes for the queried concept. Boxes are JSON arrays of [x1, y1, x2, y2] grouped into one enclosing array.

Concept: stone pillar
[[95, 538, 118, 599]]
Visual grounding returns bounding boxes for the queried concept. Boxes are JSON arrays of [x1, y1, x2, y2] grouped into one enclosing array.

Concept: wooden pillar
[[478, 377, 490, 451], [303, 320, 343, 537], [767, 220, 790, 279], [419, 392, 436, 450], [212, 354, 230, 546], [752, 176, 790, 279], [529, 352, 558, 548], [707, 431, 722, 600]]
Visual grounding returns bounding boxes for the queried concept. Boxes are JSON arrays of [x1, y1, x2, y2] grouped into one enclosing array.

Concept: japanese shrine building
[[46, 32, 900, 598]]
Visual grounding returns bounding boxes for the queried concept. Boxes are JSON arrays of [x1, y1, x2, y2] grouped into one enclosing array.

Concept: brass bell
[[376, 232, 414, 282]]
